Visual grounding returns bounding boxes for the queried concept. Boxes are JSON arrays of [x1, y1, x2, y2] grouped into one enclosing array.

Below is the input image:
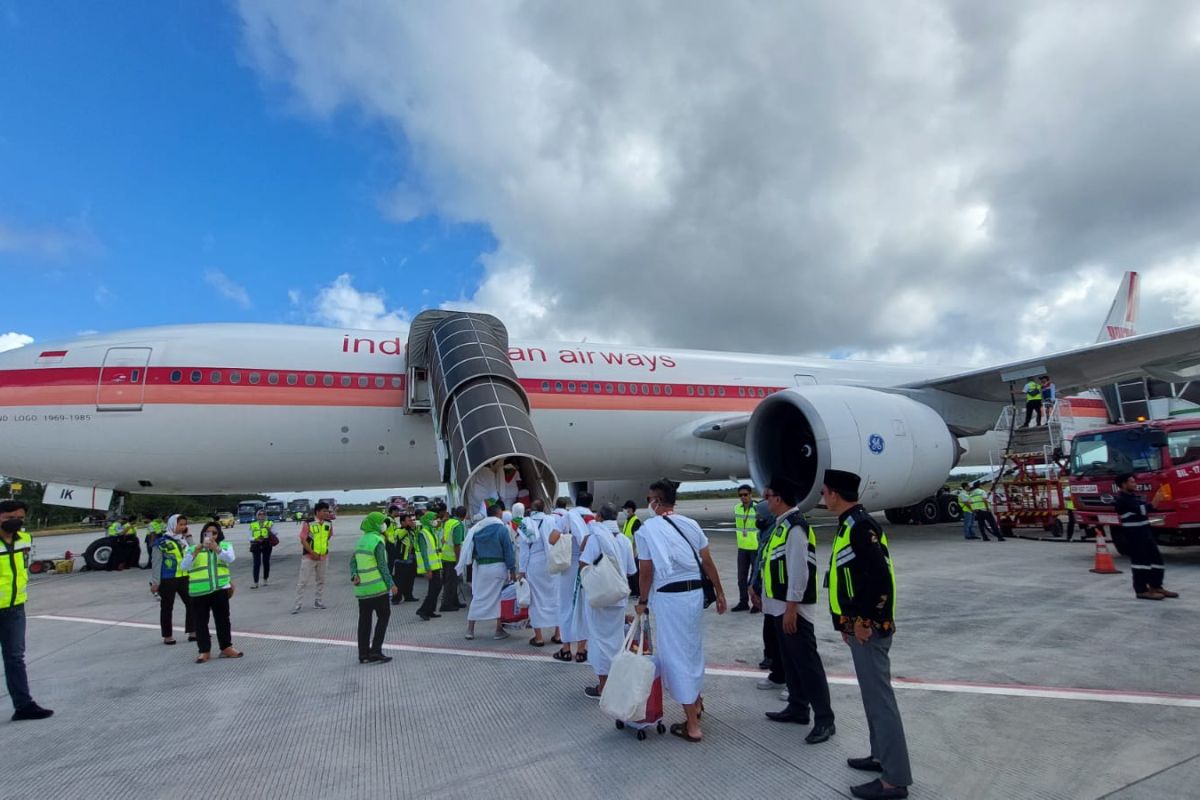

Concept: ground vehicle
[[317, 497, 337, 519], [264, 500, 286, 521], [287, 498, 313, 521], [387, 495, 409, 511], [217, 512, 236, 528], [236, 500, 266, 524], [1068, 419, 1200, 549], [410, 495, 430, 513]]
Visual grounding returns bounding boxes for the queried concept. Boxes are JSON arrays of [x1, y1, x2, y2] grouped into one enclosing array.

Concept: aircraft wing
[[904, 321, 1200, 402]]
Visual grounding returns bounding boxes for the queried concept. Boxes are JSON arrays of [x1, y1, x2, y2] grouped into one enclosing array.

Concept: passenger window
[[170, 370, 182, 383], [323, 375, 334, 387], [618, 383, 626, 394], [268, 373, 279, 385], [249, 373, 261, 385], [190, 370, 202, 384], [305, 374, 316, 386], [580, 382, 589, 393], [392, 377, 402, 389], [687, 386, 695, 396], [358, 376, 368, 388], [605, 383, 614, 394], [718, 387, 726, 397], [568, 382, 576, 393], [230, 371, 242, 384], [653, 385, 661, 395], [287, 374, 298, 386], [375, 377, 385, 389], [341, 375, 352, 387], [593, 383, 601, 393], [542, 381, 550, 392], [555, 381, 563, 392], [664, 385, 673, 396], [211, 371, 222, 384]]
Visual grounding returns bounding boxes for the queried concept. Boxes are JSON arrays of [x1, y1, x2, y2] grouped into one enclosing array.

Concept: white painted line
[[35, 614, 1200, 709]]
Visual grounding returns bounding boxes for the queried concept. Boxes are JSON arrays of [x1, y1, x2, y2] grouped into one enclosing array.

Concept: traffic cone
[[1089, 527, 1122, 574]]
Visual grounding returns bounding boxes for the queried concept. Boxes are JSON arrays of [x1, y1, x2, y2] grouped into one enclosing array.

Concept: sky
[[4, 2, 1200, 499]]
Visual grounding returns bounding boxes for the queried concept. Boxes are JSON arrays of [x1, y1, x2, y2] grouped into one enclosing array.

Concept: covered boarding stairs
[[404, 311, 558, 512]]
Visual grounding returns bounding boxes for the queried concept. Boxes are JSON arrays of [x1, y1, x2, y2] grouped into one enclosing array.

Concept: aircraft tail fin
[[1096, 271, 1138, 342]]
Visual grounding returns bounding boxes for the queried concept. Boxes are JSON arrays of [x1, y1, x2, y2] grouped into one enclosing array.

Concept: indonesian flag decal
[[36, 349, 68, 364]]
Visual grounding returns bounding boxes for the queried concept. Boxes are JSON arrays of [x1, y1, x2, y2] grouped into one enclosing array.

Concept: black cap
[[823, 469, 861, 500]]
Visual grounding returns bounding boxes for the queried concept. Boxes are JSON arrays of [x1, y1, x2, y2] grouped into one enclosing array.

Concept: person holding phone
[[149, 514, 194, 645], [181, 522, 242, 663]]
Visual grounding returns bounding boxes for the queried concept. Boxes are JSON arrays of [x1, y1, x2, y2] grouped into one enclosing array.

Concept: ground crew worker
[[107, 516, 139, 570], [181, 521, 242, 662], [731, 485, 759, 612], [0, 500, 53, 721], [753, 480, 835, 745], [1061, 479, 1076, 541], [622, 499, 643, 598], [970, 483, 1004, 541], [150, 513, 194, 645], [822, 469, 912, 799], [249, 509, 275, 589], [141, 515, 160, 569], [414, 517, 444, 621], [1115, 473, 1179, 600], [292, 501, 333, 614], [392, 512, 419, 603], [956, 483, 977, 540], [351, 511, 397, 663], [439, 506, 467, 612], [1021, 378, 1043, 427]]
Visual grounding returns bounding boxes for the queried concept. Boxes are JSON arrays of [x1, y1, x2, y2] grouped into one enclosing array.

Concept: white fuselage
[[0, 323, 988, 495]]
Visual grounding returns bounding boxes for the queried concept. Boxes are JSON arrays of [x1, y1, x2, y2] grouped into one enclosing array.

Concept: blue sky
[[0, 1, 490, 346]]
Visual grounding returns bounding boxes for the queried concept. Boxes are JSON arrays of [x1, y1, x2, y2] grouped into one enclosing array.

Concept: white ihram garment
[[558, 507, 595, 644], [581, 521, 637, 678], [519, 513, 560, 629], [635, 514, 708, 705]]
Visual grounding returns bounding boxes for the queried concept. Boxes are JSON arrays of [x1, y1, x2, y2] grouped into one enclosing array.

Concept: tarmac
[[10, 500, 1200, 800]]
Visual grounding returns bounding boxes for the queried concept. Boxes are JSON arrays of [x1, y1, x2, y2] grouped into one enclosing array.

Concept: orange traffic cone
[[1089, 527, 1122, 574]]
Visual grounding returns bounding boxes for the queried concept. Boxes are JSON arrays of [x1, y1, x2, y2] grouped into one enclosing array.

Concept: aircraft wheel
[[913, 498, 940, 525], [939, 494, 963, 523], [84, 538, 114, 571]]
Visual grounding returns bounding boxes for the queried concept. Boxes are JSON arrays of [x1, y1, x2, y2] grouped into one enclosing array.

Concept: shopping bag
[[547, 532, 573, 574], [581, 552, 630, 608], [515, 577, 532, 608], [600, 616, 655, 722]]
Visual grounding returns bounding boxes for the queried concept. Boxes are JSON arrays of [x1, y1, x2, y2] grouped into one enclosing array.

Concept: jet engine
[[746, 386, 958, 511]]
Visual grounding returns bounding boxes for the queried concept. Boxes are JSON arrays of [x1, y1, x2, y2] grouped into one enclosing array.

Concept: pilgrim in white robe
[[580, 520, 637, 678], [518, 512, 560, 629]]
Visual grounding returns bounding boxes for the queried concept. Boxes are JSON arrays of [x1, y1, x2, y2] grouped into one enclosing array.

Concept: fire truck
[[1067, 419, 1200, 552]]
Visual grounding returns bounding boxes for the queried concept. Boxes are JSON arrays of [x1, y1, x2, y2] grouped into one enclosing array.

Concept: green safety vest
[[308, 522, 331, 555], [108, 522, 122, 537], [353, 532, 389, 599], [159, 536, 185, 579], [1025, 381, 1042, 402], [1063, 482, 1074, 510], [250, 520, 273, 541], [828, 511, 896, 627], [150, 520, 166, 535], [415, 527, 442, 573], [956, 491, 973, 512], [622, 515, 639, 542], [1, 531, 32, 609], [734, 503, 758, 550], [760, 512, 817, 603], [969, 488, 989, 512], [186, 543, 233, 597], [441, 518, 462, 563]]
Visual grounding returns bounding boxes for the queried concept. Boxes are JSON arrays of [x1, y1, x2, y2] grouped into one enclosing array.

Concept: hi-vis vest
[[415, 527, 442, 573], [353, 532, 388, 599], [381, 518, 399, 547], [441, 518, 462, 563], [108, 522, 122, 537], [969, 488, 990, 512], [1062, 481, 1074, 511], [761, 511, 817, 604], [186, 543, 233, 597], [308, 522, 331, 555], [955, 491, 973, 513], [158, 536, 185, 580], [150, 520, 166, 535], [1025, 381, 1043, 402], [250, 520, 273, 541], [1, 531, 32, 609], [828, 511, 896, 626], [734, 503, 758, 550], [622, 515, 638, 542]]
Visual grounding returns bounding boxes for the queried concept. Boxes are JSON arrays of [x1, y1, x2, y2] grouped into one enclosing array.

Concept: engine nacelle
[[746, 386, 958, 511]]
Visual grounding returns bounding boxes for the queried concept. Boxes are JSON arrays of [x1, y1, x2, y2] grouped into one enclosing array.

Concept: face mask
[[647, 499, 658, 513], [1, 519, 23, 534]]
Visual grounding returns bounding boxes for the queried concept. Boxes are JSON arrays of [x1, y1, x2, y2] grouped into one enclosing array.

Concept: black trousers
[[736, 549, 755, 605], [1065, 510, 1076, 541], [975, 510, 1002, 539], [1126, 530, 1165, 593], [357, 594, 391, 658], [192, 590, 232, 654], [252, 544, 273, 583], [393, 562, 416, 602], [440, 564, 461, 610], [1024, 399, 1043, 426], [142, 534, 156, 568], [773, 613, 835, 726], [158, 577, 193, 638], [764, 612, 784, 683], [417, 572, 444, 617]]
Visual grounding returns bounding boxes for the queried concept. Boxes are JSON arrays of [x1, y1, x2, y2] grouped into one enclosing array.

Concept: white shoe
[[756, 678, 782, 690], [250, 583, 259, 590], [779, 688, 789, 701], [493, 629, 511, 640]]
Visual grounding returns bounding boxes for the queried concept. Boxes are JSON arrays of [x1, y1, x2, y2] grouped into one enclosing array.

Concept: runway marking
[[35, 614, 1200, 709]]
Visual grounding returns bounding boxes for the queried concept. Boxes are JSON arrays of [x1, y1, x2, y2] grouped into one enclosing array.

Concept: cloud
[[238, 2, 1200, 364], [0, 332, 33, 352], [0, 217, 102, 260], [310, 273, 410, 331], [204, 269, 253, 309]]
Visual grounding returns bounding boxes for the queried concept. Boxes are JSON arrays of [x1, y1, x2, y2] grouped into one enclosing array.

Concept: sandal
[[529, 636, 545, 647], [575, 650, 588, 663], [669, 722, 702, 743], [195, 654, 210, 664], [163, 638, 176, 646], [219, 648, 243, 659], [552, 648, 573, 662], [551, 635, 562, 644]]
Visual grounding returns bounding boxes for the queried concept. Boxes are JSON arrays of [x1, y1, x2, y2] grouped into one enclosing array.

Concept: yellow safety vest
[[734, 502, 758, 550], [250, 520, 273, 540], [415, 528, 442, 573], [186, 543, 233, 597], [353, 532, 389, 599], [969, 488, 989, 512], [1025, 381, 1042, 402], [441, 518, 462, 563], [1063, 482, 1074, 511], [828, 513, 896, 624], [308, 522, 331, 555], [0, 531, 32, 609], [955, 491, 973, 512], [760, 514, 817, 603], [108, 522, 122, 537]]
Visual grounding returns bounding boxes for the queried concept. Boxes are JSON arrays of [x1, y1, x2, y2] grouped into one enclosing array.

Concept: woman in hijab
[[149, 514, 194, 645], [181, 521, 242, 663]]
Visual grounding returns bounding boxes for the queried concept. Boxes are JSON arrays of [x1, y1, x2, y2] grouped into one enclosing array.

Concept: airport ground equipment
[[1088, 528, 1122, 574]]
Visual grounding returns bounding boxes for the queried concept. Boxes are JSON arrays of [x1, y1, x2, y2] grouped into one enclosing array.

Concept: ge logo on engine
[[868, 434, 885, 454]]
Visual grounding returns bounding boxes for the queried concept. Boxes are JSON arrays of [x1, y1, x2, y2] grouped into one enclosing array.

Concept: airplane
[[1, 273, 1197, 516]]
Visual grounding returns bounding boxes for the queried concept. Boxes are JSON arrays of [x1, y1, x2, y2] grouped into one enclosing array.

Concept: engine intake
[[746, 386, 957, 511]]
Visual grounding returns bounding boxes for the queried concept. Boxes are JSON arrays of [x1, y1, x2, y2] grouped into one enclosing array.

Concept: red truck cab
[[1068, 419, 1200, 549]]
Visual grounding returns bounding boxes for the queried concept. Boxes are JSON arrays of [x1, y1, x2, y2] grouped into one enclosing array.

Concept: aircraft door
[[97, 347, 152, 411]]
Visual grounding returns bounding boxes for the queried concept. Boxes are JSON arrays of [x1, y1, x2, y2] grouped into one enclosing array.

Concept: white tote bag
[[600, 616, 655, 722], [515, 577, 532, 609], [547, 532, 574, 574], [580, 549, 630, 608]]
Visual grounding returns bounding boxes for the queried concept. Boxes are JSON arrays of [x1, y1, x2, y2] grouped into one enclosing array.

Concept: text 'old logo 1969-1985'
[[868, 434, 885, 454]]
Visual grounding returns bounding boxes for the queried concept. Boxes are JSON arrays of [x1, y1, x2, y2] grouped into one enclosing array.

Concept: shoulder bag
[[662, 516, 716, 608]]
